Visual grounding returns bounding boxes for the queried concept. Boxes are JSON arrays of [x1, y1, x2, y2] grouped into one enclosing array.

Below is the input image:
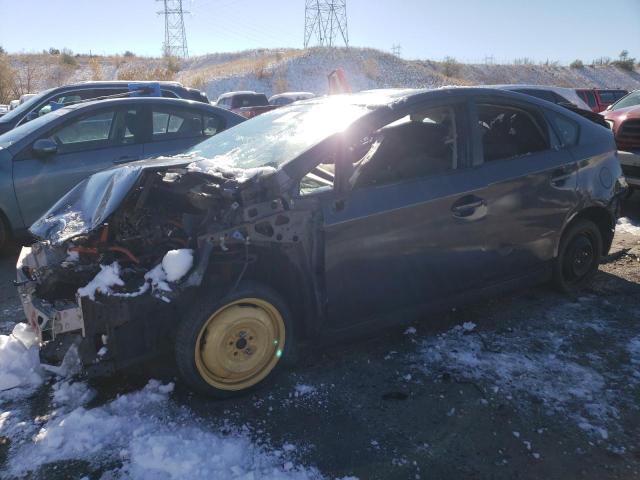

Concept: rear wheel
[[175, 282, 294, 398], [553, 219, 602, 292]]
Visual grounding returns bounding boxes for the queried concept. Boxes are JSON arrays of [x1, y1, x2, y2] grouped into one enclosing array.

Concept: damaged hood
[[29, 155, 276, 244]]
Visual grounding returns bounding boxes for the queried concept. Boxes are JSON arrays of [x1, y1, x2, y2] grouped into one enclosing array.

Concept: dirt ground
[[1, 195, 640, 479]]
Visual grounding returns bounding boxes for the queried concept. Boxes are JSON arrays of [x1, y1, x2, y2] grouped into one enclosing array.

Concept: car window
[[598, 90, 625, 104], [611, 91, 640, 110], [231, 94, 269, 109], [46, 110, 116, 154], [548, 111, 579, 147], [161, 90, 179, 99], [152, 108, 212, 140], [30, 89, 101, 120], [203, 114, 223, 136], [477, 103, 549, 162], [583, 91, 597, 108], [113, 108, 143, 145], [349, 105, 458, 189], [514, 89, 557, 103]]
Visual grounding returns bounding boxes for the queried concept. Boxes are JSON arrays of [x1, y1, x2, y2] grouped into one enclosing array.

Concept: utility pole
[[391, 44, 402, 57], [304, 0, 348, 48], [157, 0, 189, 58]]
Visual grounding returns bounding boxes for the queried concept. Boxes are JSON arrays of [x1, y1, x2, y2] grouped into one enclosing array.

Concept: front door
[[13, 106, 144, 227], [320, 101, 493, 328]]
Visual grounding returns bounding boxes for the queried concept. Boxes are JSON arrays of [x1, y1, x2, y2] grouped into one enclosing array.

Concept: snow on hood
[[186, 150, 277, 182]]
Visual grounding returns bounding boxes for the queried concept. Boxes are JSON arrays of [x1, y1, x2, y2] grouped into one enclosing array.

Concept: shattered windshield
[[186, 98, 371, 170]]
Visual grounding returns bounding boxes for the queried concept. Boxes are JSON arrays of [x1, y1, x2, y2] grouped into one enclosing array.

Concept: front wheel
[[175, 282, 294, 398], [553, 219, 602, 292]]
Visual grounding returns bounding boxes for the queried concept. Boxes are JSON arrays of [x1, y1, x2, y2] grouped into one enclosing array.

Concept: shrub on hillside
[[124, 51, 136, 58], [187, 74, 207, 90], [272, 76, 288, 94], [166, 56, 181, 73], [569, 59, 584, 69], [513, 57, 534, 66], [60, 48, 77, 67], [117, 65, 176, 82], [48, 47, 60, 55], [442, 56, 461, 78], [253, 58, 272, 80], [0, 46, 5, 55], [591, 56, 611, 66], [612, 50, 636, 71], [89, 57, 103, 81]]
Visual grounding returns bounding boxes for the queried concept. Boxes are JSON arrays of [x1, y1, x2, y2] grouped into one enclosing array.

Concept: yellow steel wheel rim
[[194, 298, 286, 391]]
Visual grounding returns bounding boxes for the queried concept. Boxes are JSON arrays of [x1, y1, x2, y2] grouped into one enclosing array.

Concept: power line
[[157, 0, 189, 58], [304, 0, 348, 49]]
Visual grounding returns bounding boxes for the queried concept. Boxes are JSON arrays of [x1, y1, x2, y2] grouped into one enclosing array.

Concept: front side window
[[31, 89, 105, 120], [477, 103, 549, 162], [349, 105, 458, 189], [584, 91, 597, 108], [47, 110, 116, 153]]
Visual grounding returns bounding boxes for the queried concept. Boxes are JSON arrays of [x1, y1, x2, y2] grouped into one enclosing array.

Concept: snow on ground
[[415, 296, 638, 445], [617, 217, 640, 236], [0, 323, 42, 398], [1, 377, 323, 479]]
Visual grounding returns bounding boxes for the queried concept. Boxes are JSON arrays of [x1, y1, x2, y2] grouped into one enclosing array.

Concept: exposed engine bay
[[16, 161, 316, 374]]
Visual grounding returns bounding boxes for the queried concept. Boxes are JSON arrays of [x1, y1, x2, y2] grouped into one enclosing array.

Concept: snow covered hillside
[[8, 47, 640, 101]]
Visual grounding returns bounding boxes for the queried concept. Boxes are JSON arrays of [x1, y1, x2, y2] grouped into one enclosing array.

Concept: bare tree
[[11, 55, 43, 97], [0, 55, 16, 104]]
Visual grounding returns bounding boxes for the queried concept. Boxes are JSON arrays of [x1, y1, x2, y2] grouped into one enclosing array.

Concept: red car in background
[[214, 91, 279, 119], [576, 89, 628, 113], [604, 90, 640, 191]]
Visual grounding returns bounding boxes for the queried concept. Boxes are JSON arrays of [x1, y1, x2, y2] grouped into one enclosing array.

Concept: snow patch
[[0, 323, 42, 395], [162, 249, 194, 282], [616, 217, 640, 236], [78, 262, 124, 300], [6, 380, 320, 479]]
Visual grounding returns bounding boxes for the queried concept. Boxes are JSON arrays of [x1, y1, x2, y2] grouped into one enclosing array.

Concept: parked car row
[[11, 84, 626, 399]]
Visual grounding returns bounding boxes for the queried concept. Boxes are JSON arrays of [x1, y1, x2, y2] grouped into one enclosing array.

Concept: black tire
[[175, 281, 295, 398], [553, 219, 602, 292]]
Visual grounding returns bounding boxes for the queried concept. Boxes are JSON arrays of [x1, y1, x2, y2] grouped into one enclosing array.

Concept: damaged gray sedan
[[15, 88, 626, 397]]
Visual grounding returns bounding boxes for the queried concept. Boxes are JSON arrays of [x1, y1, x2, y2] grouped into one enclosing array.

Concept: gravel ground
[[0, 194, 639, 479]]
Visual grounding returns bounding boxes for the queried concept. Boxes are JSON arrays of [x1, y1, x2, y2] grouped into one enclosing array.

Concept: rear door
[[319, 99, 495, 328], [13, 105, 144, 227], [142, 105, 226, 157], [470, 98, 579, 283]]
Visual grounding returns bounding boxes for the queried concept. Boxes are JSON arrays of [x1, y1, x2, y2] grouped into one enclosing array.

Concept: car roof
[[57, 97, 236, 115], [269, 92, 315, 100], [217, 91, 264, 99]]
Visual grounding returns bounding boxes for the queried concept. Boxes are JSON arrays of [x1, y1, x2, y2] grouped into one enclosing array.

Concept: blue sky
[[0, 0, 638, 63]]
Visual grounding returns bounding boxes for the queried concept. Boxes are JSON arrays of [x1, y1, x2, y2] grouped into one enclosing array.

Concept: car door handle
[[113, 155, 139, 164], [451, 196, 486, 218]]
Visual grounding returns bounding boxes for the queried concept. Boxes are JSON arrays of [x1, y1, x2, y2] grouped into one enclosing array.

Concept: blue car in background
[[0, 97, 244, 249], [0, 80, 210, 135]]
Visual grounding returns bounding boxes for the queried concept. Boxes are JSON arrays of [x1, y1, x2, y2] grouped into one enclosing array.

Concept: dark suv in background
[[0, 81, 209, 135]]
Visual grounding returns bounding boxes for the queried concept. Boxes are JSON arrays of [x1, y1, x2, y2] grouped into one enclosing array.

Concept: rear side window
[[598, 90, 626, 104], [514, 89, 557, 103], [152, 108, 223, 140], [548, 111, 579, 147], [231, 94, 269, 109], [477, 103, 549, 162]]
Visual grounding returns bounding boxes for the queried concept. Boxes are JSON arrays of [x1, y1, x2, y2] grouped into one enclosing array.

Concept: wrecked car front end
[[16, 156, 295, 375]]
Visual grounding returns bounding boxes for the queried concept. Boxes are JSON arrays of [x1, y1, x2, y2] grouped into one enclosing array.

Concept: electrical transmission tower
[[304, 0, 349, 49], [157, 0, 189, 58], [391, 44, 402, 57]]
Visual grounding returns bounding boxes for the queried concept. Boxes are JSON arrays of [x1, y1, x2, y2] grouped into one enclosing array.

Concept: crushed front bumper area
[[17, 245, 179, 376]]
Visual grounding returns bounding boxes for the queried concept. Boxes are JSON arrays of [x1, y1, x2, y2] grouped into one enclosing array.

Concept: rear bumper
[[619, 150, 640, 187]]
